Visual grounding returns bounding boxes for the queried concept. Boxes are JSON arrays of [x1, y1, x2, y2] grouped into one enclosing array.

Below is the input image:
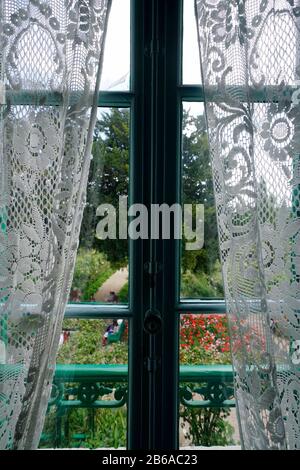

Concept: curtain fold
[[196, 0, 300, 449], [0, 0, 111, 449]]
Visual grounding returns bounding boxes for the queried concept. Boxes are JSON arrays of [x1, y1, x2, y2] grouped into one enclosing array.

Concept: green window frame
[[61, 0, 226, 449]]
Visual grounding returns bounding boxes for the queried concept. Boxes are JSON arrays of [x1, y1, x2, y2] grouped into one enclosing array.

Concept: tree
[[79, 107, 221, 276], [182, 110, 214, 206], [181, 109, 220, 276], [80, 108, 130, 267]]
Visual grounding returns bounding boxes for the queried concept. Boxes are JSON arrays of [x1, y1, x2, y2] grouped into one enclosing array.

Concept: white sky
[[100, 0, 202, 91]]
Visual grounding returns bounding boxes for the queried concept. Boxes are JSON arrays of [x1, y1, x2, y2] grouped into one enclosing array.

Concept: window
[[42, 1, 132, 449], [41, 0, 237, 450]]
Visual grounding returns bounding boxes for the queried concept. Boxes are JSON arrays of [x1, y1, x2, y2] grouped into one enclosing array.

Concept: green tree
[[182, 110, 214, 206], [181, 109, 220, 278], [80, 107, 221, 278], [80, 108, 130, 267]]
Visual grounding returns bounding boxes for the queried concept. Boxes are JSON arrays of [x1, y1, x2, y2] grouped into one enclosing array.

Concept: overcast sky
[[100, 0, 202, 91]]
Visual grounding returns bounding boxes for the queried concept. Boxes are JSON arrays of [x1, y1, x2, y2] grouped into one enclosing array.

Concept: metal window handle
[[143, 309, 162, 335]]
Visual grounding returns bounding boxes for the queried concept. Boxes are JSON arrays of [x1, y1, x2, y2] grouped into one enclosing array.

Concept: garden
[[40, 107, 237, 448], [41, 312, 235, 449]]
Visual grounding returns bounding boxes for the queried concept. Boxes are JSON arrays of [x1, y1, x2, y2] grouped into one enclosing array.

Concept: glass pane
[[182, 0, 201, 85], [180, 102, 223, 300], [70, 107, 130, 305], [100, 0, 130, 91], [40, 319, 129, 449], [179, 314, 240, 448]]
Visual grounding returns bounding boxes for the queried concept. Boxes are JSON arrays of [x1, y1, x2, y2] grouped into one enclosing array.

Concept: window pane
[[40, 319, 129, 449], [180, 102, 223, 300], [182, 0, 201, 85], [100, 0, 130, 91], [178, 313, 240, 448], [70, 108, 130, 305]]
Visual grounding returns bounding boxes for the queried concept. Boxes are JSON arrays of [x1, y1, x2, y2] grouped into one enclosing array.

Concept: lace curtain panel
[[0, 0, 111, 449], [196, 0, 300, 450]]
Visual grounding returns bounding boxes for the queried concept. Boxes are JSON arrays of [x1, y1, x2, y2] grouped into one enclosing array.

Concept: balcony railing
[[41, 363, 235, 448]]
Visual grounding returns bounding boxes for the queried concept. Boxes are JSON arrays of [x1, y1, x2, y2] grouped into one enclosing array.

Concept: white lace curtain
[[196, 0, 300, 450], [0, 0, 111, 449]]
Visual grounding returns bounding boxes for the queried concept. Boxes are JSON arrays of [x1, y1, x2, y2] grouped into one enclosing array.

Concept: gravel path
[[94, 268, 128, 302]]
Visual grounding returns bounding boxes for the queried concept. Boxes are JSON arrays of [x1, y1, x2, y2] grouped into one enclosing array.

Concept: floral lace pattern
[[0, 0, 111, 449], [196, 0, 300, 449]]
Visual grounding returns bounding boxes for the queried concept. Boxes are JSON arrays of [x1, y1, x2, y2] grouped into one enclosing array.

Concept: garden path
[[94, 268, 128, 302]]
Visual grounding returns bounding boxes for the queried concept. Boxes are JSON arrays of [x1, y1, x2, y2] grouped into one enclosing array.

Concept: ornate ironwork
[[40, 364, 234, 447], [179, 380, 235, 408]]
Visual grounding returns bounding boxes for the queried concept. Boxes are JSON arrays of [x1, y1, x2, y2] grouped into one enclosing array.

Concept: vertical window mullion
[[128, 0, 183, 450], [158, 0, 182, 449], [127, 0, 149, 450]]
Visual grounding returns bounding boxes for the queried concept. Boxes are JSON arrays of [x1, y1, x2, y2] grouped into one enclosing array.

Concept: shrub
[[180, 314, 231, 365], [118, 282, 129, 304], [42, 320, 129, 449], [71, 249, 114, 301], [180, 407, 234, 447], [181, 269, 223, 299], [41, 407, 127, 449], [57, 319, 128, 365], [83, 409, 127, 449], [179, 314, 234, 447]]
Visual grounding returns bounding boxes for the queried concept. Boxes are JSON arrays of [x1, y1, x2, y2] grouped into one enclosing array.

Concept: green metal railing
[[41, 363, 234, 447]]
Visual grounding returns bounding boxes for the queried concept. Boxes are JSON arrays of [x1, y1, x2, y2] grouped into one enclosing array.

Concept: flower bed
[[180, 314, 231, 365]]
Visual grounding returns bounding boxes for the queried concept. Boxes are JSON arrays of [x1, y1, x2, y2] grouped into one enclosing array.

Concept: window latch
[[144, 309, 162, 335]]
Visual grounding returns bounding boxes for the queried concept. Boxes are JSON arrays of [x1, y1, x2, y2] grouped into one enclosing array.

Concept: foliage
[[179, 314, 234, 447], [57, 319, 128, 365], [58, 314, 230, 369], [230, 319, 266, 363], [50, 107, 236, 448], [83, 409, 127, 449], [41, 407, 127, 449], [44, 320, 129, 449], [79, 108, 223, 283], [118, 282, 129, 304], [180, 407, 234, 447], [181, 264, 224, 300], [78, 106, 225, 299], [182, 111, 214, 206], [181, 110, 220, 277], [51, 314, 235, 448], [80, 108, 130, 267], [71, 249, 114, 301], [180, 314, 231, 366]]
